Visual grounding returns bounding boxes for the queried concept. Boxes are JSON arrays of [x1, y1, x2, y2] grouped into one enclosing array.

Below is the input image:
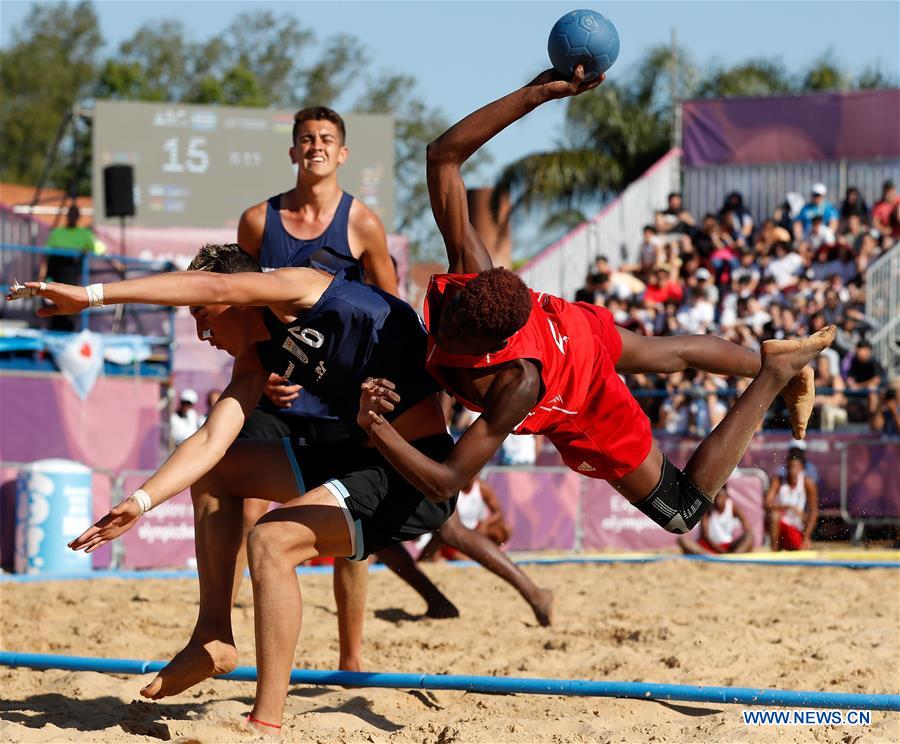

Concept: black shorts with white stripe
[[282, 433, 457, 559]]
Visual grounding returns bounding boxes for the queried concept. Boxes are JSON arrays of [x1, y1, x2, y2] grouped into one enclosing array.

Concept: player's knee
[[437, 517, 466, 544], [633, 458, 714, 534], [246, 522, 288, 570]]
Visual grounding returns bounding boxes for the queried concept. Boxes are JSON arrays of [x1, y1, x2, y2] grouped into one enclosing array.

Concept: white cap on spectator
[[180, 389, 199, 405], [812, 183, 827, 196], [696, 267, 712, 281]]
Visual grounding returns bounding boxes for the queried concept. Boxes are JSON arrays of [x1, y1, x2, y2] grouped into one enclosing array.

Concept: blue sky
[[3, 1, 898, 185]]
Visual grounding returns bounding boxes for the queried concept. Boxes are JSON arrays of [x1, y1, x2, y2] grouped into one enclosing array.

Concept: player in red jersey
[[357, 66, 835, 536]]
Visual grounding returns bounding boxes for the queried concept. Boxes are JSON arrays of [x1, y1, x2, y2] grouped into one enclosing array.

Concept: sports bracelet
[[85, 283, 105, 308], [130, 489, 152, 514]]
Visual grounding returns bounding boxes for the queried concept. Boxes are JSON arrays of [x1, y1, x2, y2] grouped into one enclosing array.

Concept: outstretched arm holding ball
[[426, 66, 603, 274]]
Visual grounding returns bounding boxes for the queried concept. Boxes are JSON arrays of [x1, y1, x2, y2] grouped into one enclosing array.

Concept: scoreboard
[[92, 101, 394, 230]]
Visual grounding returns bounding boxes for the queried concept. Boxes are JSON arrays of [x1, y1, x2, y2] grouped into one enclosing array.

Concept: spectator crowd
[[575, 180, 900, 436]]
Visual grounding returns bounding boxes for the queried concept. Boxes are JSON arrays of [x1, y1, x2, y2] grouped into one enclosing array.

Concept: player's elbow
[[426, 138, 461, 167]]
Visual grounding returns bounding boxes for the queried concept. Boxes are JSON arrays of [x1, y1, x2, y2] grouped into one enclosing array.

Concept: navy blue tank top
[[255, 273, 439, 433], [258, 190, 361, 420]]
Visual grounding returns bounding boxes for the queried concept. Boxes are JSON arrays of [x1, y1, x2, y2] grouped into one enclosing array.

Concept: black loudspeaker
[[103, 164, 135, 218]]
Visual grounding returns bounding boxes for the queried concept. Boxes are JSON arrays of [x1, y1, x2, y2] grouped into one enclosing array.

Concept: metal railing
[[865, 244, 900, 379], [1, 243, 177, 377], [683, 158, 900, 229]]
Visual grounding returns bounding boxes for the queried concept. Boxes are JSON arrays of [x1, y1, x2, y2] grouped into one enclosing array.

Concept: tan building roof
[[0, 182, 94, 228]]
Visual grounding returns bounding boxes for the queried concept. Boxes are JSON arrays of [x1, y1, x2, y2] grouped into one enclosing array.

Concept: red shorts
[[778, 520, 804, 551], [547, 304, 653, 481], [698, 537, 734, 554]]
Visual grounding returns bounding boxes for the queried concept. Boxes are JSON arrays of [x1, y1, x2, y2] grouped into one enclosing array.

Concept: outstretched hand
[[530, 65, 605, 100], [6, 280, 88, 316], [68, 498, 142, 553], [358, 377, 400, 430]]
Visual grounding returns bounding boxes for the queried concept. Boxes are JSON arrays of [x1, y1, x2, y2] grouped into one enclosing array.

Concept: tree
[[0, 1, 102, 189], [801, 51, 848, 92], [696, 59, 792, 98]]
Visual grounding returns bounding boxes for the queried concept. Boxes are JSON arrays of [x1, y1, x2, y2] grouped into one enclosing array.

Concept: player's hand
[[6, 280, 89, 316], [531, 65, 605, 100], [68, 498, 142, 553], [265, 373, 301, 407], [358, 377, 400, 430]]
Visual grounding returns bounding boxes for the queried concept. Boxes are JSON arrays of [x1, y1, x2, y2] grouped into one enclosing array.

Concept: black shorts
[[239, 406, 354, 446], [282, 433, 457, 560]]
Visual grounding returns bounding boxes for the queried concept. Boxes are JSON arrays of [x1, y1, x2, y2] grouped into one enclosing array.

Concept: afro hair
[[454, 268, 532, 341]]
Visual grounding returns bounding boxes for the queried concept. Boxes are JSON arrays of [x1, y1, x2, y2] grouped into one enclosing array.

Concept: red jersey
[[424, 273, 652, 479]]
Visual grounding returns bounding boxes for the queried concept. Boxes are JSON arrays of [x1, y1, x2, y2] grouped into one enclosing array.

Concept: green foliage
[[696, 59, 792, 98], [0, 1, 101, 187]]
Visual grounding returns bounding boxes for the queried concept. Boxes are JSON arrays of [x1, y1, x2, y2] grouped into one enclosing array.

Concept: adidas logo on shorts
[[577, 461, 596, 472]]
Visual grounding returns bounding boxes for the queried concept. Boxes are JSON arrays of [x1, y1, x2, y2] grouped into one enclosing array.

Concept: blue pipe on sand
[[2, 652, 897, 711]]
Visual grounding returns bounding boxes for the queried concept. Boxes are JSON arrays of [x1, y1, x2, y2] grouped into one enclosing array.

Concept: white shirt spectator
[[767, 252, 805, 289], [809, 224, 835, 249], [170, 388, 201, 446], [171, 407, 200, 445], [676, 297, 715, 334]]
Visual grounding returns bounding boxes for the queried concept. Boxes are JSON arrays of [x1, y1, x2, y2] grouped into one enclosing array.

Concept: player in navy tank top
[[235, 107, 397, 676], [238, 108, 553, 651], [14, 243, 456, 730]]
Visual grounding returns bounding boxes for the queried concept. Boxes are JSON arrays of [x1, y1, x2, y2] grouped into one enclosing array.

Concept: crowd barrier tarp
[[682, 89, 900, 167], [580, 473, 764, 551], [482, 469, 579, 551], [0, 374, 161, 569], [536, 432, 899, 518], [484, 468, 765, 552], [120, 473, 195, 569]]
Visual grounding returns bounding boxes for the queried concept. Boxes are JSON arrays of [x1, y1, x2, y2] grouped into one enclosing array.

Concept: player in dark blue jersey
[[7, 244, 455, 733]]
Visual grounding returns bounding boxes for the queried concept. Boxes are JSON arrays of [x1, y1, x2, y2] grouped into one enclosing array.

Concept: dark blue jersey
[[255, 273, 439, 433], [258, 190, 360, 421], [260, 191, 361, 279]]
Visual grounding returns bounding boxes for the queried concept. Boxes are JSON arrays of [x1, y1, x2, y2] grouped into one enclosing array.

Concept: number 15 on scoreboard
[[162, 136, 209, 174]]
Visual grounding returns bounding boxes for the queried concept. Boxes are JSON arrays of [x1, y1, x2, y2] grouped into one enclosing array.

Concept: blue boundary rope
[[1, 651, 897, 711], [1, 554, 897, 583]]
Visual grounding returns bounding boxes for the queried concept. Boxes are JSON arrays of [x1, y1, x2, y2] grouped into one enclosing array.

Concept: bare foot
[[782, 365, 815, 439], [140, 639, 238, 700], [339, 656, 362, 672], [425, 596, 460, 619], [531, 588, 555, 627], [761, 326, 836, 388], [241, 714, 282, 738]]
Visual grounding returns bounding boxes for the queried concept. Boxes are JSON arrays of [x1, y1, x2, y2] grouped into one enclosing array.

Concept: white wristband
[[86, 283, 105, 308], [130, 489, 152, 514]]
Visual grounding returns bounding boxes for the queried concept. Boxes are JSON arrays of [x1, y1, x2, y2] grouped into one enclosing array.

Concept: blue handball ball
[[548, 9, 620, 81]]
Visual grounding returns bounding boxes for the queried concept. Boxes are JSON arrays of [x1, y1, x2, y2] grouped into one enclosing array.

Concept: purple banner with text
[[682, 89, 900, 167]]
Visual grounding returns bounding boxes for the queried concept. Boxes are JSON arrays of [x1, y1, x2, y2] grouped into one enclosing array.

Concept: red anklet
[[247, 714, 282, 730]]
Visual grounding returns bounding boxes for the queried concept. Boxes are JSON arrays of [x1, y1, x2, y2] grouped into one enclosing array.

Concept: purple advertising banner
[[682, 89, 900, 167], [580, 473, 764, 552], [484, 469, 579, 551], [0, 374, 161, 471], [120, 473, 195, 570], [485, 467, 765, 552]]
